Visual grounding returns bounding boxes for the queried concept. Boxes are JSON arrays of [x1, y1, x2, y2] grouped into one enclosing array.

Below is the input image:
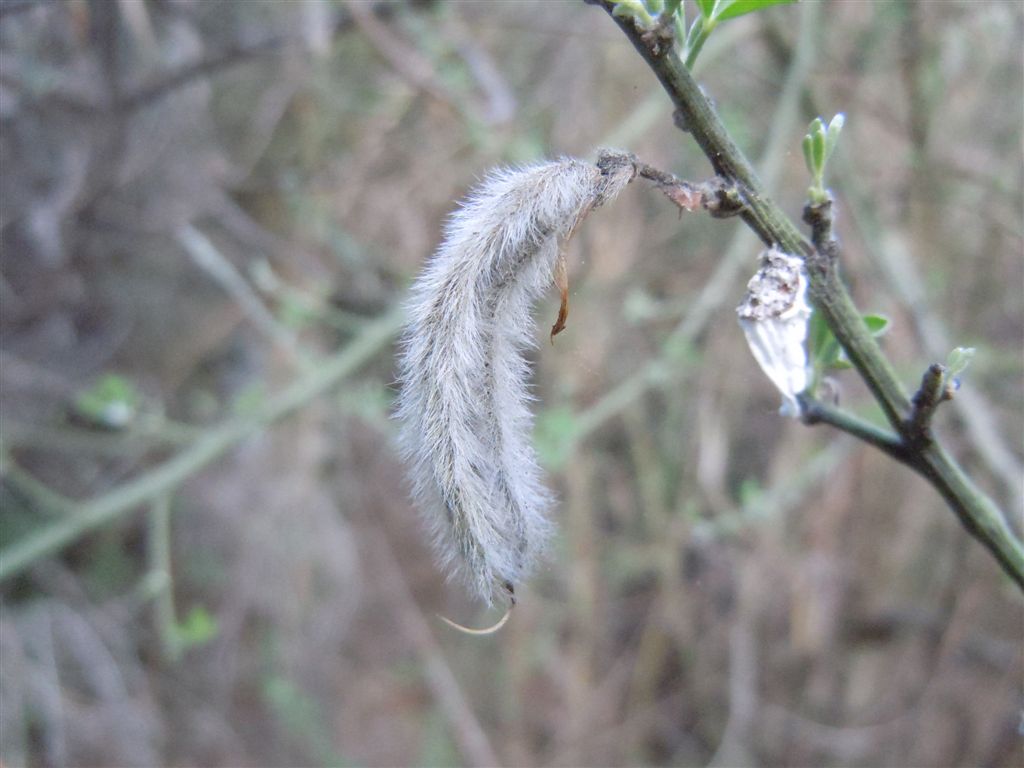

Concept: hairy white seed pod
[[396, 151, 636, 605]]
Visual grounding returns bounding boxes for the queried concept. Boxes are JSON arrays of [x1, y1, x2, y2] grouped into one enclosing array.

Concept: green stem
[[917, 443, 1024, 588], [148, 494, 182, 662], [798, 395, 910, 467], [2, 462, 75, 516], [591, 0, 1024, 592], [0, 306, 404, 583], [683, 17, 715, 70]]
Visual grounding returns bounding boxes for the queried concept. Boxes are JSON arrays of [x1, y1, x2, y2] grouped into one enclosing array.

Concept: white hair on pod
[[396, 150, 636, 605]]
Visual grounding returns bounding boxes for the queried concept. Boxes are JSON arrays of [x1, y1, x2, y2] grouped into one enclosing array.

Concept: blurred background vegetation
[[0, 1, 1021, 766]]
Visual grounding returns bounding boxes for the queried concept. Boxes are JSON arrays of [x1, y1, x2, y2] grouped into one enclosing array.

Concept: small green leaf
[[807, 308, 831, 358], [945, 346, 975, 376], [715, 0, 797, 22], [825, 113, 845, 159], [811, 124, 826, 176], [685, 14, 706, 48], [647, 0, 664, 13], [175, 606, 218, 650], [696, 0, 718, 19], [74, 373, 140, 429], [862, 313, 889, 336], [818, 337, 843, 370], [804, 118, 825, 174], [802, 134, 816, 177], [808, 310, 842, 372], [664, 0, 683, 15]]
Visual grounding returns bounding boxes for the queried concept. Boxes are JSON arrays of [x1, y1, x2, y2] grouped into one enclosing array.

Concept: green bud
[[945, 346, 976, 377]]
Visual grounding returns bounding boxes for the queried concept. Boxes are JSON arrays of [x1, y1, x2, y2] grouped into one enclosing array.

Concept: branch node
[[905, 362, 951, 444], [797, 392, 823, 426], [640, 14, 676, 57], [802, 196, 833, 231], [802, 196, 839, 268], [702, 179, 747, 218]]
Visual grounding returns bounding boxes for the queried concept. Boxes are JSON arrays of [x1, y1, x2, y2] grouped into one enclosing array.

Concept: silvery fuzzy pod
[[396, 152, 635, 605]]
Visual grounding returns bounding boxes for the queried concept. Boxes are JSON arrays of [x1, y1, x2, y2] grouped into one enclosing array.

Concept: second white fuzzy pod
[[397, 151, 636, 605]]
